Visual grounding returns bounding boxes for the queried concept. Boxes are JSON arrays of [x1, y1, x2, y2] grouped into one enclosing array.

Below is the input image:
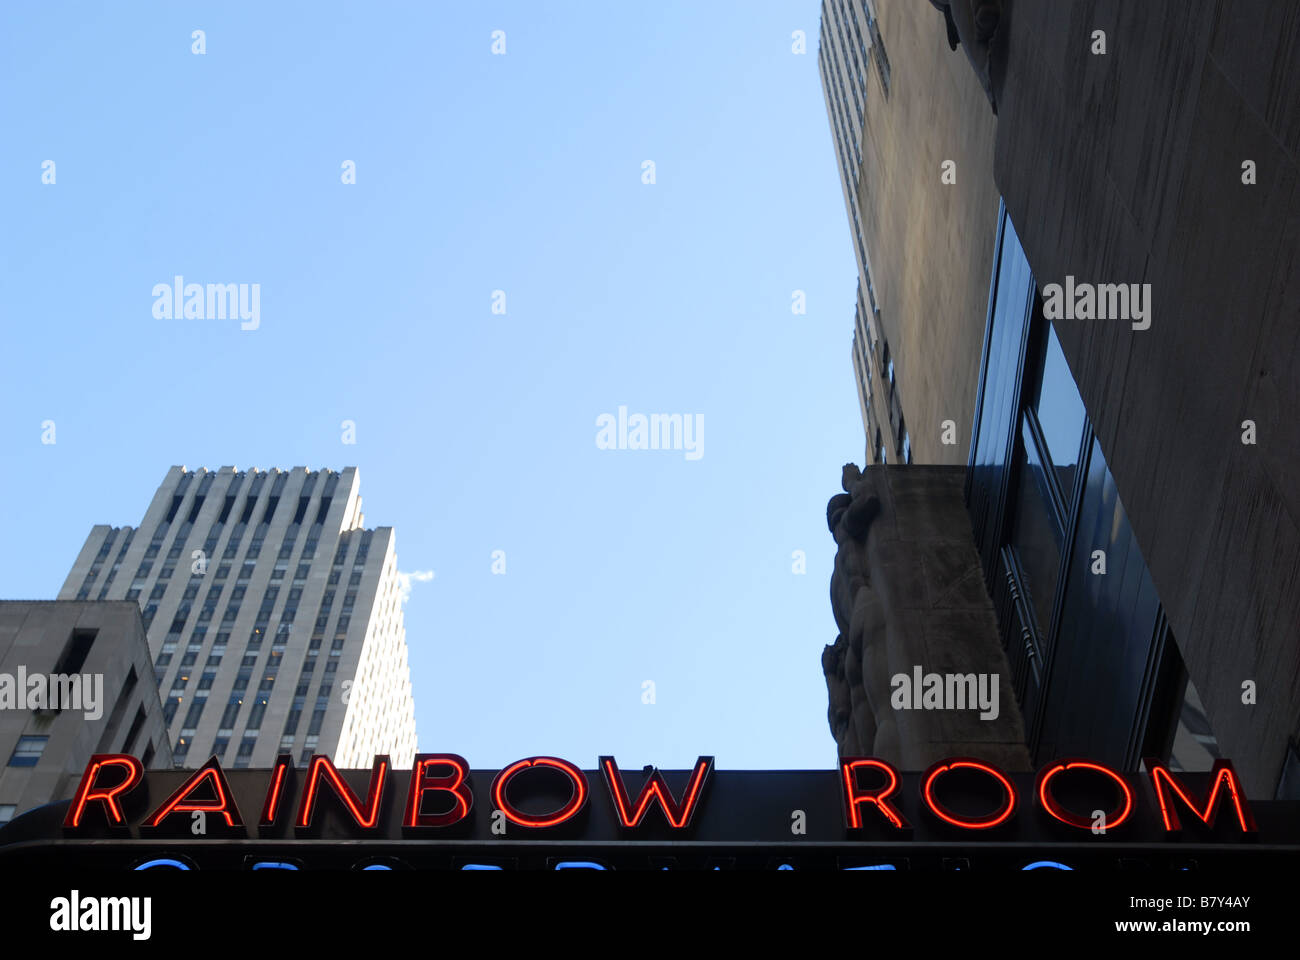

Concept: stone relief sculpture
[[822, 462, 1032, 771], [823, 463, 901, 759]]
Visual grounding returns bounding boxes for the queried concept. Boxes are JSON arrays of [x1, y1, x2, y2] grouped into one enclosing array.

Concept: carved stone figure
[[823, 464, 900, 758]]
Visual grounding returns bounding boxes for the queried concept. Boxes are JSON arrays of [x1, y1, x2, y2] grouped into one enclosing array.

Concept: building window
[[183, 695, 208, 729], [122, 706, 147, 755], [865, 6, 891, 97], [162, 696, 182, 725], [284, 707, 302, 736], [1028, 321, 1088, 497], [8, 736, 49, 767], [212, 737, 229, 759], [233, 736, 257, 769]]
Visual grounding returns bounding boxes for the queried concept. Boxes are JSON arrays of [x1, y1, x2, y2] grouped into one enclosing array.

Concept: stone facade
[[0, 601, 172, 822], [819, 0, 1001, 465]]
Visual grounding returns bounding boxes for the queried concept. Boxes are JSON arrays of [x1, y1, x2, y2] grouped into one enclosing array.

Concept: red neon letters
[[1037, 759, 1134, 831], [260, 754, 295, 826], [143, 757, 243, 828], [405, 754, 473, 828], [297, 755, 390, 829], [839, 758, 910, 830], [59, 753, 1259, 840], [491, 756, 589, 828], [922, 758, 1018, 829], [1144, 758, 1257, 834], [600, 756, 713, 829], [63, 754, 144, 828]]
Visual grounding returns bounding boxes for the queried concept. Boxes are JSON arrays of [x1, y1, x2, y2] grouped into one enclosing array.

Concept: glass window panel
[[1031, 322, 1087, 494], [1010, 424, 1065, 636]]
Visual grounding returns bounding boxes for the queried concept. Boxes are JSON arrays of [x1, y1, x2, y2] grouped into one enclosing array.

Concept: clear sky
[[0, 1, 864, 770]]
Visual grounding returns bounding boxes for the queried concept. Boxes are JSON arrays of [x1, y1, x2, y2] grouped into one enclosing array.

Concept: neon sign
[[58, 751, 1262, 840]]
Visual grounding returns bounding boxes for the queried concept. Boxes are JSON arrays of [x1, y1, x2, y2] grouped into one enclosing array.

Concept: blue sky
[[0, 1, 864, 770]]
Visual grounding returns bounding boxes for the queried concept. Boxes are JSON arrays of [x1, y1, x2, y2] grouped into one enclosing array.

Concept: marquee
[[2, 752, 1296, 871]]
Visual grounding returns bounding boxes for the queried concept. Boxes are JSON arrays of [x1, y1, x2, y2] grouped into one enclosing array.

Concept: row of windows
[[83, 469, 342, 600]]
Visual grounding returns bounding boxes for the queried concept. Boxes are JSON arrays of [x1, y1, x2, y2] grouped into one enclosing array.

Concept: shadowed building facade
[[820, 0, 1300, 798]]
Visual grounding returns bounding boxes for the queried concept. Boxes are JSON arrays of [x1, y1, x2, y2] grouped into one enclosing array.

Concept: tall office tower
[[0, 601, 172, 825], [58, 466, 418, 771], [818, 0, 1000, 465]]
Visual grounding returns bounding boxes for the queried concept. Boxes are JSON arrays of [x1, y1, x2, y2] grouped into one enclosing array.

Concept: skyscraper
[[58, 466, 417, 770], [818, 0, 1000, 466]]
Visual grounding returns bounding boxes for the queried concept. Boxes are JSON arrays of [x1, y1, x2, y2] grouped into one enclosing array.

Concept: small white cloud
[[397, 569, 435, 604]]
